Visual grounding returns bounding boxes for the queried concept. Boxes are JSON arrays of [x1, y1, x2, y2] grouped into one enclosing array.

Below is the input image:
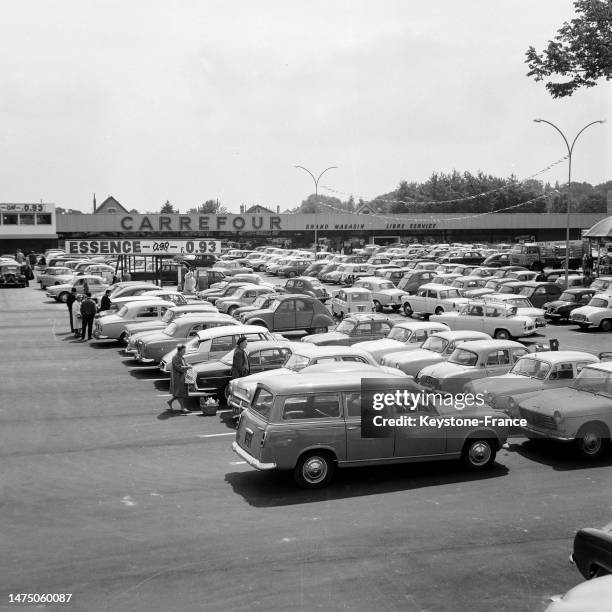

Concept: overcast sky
[[1, 0, 610, 213]]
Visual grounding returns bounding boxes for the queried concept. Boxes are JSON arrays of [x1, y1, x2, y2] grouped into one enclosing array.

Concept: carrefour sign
[[66, 239, 221, 255]]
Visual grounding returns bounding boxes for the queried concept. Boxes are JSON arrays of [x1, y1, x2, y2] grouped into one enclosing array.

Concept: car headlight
[[483, 391, 493, 404], [553, 411, 564, 427]]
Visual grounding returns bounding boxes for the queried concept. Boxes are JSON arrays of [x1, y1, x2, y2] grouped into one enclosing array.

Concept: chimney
[[93, 193, 97, 213], [277, 205, 280, 213]]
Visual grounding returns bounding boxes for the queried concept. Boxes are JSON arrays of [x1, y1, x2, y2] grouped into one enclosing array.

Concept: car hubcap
[[303, 457, 327, 483], [582, 433, 602, 454], [469, 442, 491, 466]]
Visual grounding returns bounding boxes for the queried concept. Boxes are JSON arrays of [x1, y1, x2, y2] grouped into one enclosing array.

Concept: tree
[[129, 209, 139, 214], [160, 200, 175, 214], [298, 193, 342, 214], [525, 0, 612, 97], [188, 200, 229, 214]]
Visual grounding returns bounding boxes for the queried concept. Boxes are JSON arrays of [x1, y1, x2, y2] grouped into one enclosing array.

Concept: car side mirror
[[598, 352, 612, 361]]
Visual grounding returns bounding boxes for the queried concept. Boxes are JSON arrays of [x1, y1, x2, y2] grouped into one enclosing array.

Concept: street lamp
[[294, 165, 337, 252], [533, 118, 605, 287]]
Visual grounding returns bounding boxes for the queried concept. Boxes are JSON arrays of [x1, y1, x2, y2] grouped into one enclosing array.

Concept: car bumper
[[93, 330, 109, 339], [544, 312, 563, 320], [137, 353, 156, 364], [570, 318, 592, 327], [520, 425, 574, 442], [232, 442, 276, 470]]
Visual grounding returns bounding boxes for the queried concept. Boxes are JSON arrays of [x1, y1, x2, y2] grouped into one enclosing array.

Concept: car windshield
[[517, 287, 534, 297], [388, 327, 411, 342], [378, 282, 395, 290], [559, 292, 576, 302], [589, 298, 609, 308], [569, 367, 612, 393], [267, 300, 281, 311], [511, 357, 550, 379], [225, 286, 241, 296], [504, 298, 532, 308], [163, 322, 178, 336], [117, 306, 128, 317], [161, 310, 175, 323], [421, 336, 448, 353], [448, 348, 478, 366], [284, 353, 311, 371], [336, 320, 356, 334], [252, 296, 268, 308]]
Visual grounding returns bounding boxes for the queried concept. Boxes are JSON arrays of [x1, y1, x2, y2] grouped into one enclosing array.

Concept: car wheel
[[373, 300, 382, 312], [293, 451, 335, 488], [288, 271, 296, 278], [119, 331, 129, 344], [227, 305, 237, 316], [403, 302, 413, 317], [599, 319, 612, 332], [392, 305, 401, 312], [462, 438, 496, 470], [58, 292, 69, 303], [575, 423, 609, 459], [434, 307, 444, 315], [494, 329, 511, 340]]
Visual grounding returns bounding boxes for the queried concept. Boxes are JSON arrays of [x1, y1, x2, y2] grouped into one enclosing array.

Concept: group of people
[[66, 288, 112, 340]]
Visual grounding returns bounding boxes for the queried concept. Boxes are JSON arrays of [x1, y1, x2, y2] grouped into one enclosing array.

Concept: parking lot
[[1, 282, 611, 612]]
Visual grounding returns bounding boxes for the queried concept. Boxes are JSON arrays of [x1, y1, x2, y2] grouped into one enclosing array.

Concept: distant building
[[94, 196, 129, 215], [244, 205, 277, 214]]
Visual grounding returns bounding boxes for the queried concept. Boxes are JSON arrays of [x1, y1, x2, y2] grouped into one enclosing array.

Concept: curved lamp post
[[533, 119, 605, 287], [295, 165, 337, 252]]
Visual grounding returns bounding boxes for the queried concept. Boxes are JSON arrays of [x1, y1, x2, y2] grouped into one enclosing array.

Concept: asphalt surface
[[1, 283, 611, 612]]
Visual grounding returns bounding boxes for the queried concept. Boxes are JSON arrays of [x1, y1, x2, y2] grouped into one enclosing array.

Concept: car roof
[[418, 282, 456, 290], [456, 339, 524, 351], [291, 344, 374, 358], [432, 330, 491, 341], [513, 281, 556, 287], [195, 324, 268, 340], [241, 339, 298, 352], [562, 287, 596, 294], [339, 287, 372, 294], [170, 304, 217, 312], [343, 313, 394, 322], [175, 312, 236, 322], [125, 299, 174, 309], [393, 321, 450, 330], [520, 351, 599, 364]]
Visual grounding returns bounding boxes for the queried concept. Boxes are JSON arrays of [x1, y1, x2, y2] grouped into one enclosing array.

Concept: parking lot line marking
[[197, 433, 235, 438], [230, 461, 246, 465]]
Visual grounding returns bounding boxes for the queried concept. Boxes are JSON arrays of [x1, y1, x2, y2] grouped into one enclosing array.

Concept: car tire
[[288, 271, 296, 278], [461, 438, 496, 470], [434, 307, 444, 315], [119, 331, 128, 344], [373, 300, 382, 312], [574, 423, 609, 460], [494, 329, 511, 340], [392, 305, 401, 312], [599, 319, 612, 332], [403, 302, 413, 317], [227, 305, 237, 316], [58, 292, 69, 303], [293, 451, 335, 489]]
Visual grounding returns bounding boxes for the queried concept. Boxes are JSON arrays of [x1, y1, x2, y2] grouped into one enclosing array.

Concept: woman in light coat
[[71, 295, 83, 338]]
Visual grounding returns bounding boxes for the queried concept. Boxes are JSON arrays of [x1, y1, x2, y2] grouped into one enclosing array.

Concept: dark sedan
[[184, 340, 295, 401], [279, 277, 330, 302], [571, 523, 612, 579], [543, 288, 596, 322]]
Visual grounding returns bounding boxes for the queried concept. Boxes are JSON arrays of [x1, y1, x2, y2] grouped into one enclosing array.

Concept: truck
[[509, 242, 583, 271]]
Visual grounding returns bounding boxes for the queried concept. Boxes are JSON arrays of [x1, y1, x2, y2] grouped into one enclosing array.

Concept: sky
[[0, 0, 610, 213]]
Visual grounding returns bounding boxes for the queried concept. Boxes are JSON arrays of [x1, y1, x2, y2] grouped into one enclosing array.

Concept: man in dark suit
[[231, 337, 250, 379], [66, 288, 77, 333], [80, 293, 97, 340], [99, 290, 112, 313]]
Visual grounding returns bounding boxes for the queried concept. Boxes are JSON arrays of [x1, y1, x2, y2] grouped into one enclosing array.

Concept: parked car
[[431, 301, 538, 339], [234, 293, 285, 322], [79, 264, 115, 283], [199, 282, 256, 305], [123, 303, 220, 355], [352, 277, 405, 312], [159, 324, 276, 372], [93, 300, 174, 342], [108, 282, 160, 300], [416, 339, 528, 395], [514, 281, 563, 308], [451, 276, 488, 294], [439, 250, 485, 265], [330, 287, 374, 318], [517, 361, 612, 458], [242, 294, 334, 334], [303, 262, 329, 277], [277, 259, 312, 278], [46, 275, 109, 302], [135, 313, 240, 363], [380, 330, 492, 376], [505, 270, 541, 283], [37, 266, 74, 289], [97, 294, 170, 318], [480, 294, 547, 327], [279, 277, 330, 302], [544, 575, 612, 612], [227, 344, 398, 415], [543, 288, 597, 322], [482, 253, 512, 267], [0, 261, 27, 288], [396, 270, 437, 295], [142, 289, 188, 307], [340, 264, 373, 284], [233, 371, 509, 488], [211, 261, 253, 276], [353, 321, 450, 363], [216, 285, 275, 315], [555, 274, 591, 290], [401, 283, 467, 318], [589, 276, 612, 294], [569, 293, 612, 331], [571, 523, 612, 579], [302, 313, 395, 347], [467, 351, 600, 414]]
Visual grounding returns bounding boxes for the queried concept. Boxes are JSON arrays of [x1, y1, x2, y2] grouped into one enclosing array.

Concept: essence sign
[[66, 239, 222, 255]]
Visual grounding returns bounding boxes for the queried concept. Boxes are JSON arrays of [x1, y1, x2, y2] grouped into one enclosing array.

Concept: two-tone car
[[135, 313, 239, 363], [569, 293, 612, 332], [302, 313, 395, 347], [415, 339, 528, 395], [215, 285, 275, 316], [517, 361, 612, 458], [380, 330, 492, 376], [232, 371, 509, 488], [467, 351, 600, 415], [401, 283, 467, 318], [430, 301, 538, 339], [46, 275, 109, 302], [353, 320, 450, 363], [93, 299, 174, 341], [352, 277, 405, 312], [543, 288, 596, 323], [480, 294, 546, 327]]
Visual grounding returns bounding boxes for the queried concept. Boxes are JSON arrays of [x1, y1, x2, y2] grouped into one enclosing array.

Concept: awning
[[583, 216, 612, 239]]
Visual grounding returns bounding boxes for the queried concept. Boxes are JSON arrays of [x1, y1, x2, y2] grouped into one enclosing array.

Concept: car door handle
[[346, 426, 359, 430]]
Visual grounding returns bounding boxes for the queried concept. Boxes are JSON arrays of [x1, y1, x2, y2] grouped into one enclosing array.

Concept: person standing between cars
[[82, 279, 90, 296], [231, 337, 250, 379], [99, 289, 111, 313], [66, 287, 77, 333], [183, 269, 196, 294], [80, 292, 97, 340], [14, 249, 24, 264], [167, 344, 191, 414], [28, 251, 37, 267], [72, 294, 83, 338]]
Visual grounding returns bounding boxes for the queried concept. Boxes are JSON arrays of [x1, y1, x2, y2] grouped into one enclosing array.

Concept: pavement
[[1, 284, 611, 612]]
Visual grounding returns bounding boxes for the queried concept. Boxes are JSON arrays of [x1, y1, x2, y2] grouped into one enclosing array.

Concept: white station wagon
[[401, 283, 468, 318], [352, 277, 405, 312]]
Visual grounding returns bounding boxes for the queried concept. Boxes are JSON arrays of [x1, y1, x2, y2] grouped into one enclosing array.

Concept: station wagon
[[93, 300, 174, 341], [233, 372, 509, 488]]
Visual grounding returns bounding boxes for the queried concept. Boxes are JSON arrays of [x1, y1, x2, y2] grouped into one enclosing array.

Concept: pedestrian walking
[[83, 280, 90, 295], [183, 270, 196, 294], [167, 344, 191, 414], [80, 293, 97, 340], [72, 295, 83, 338], [66, 287, 77, 332], [99, 290, 111, 313], [231, 337, 250, 379]]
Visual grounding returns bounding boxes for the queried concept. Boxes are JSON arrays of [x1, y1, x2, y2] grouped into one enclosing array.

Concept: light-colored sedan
[[415, 339, 528, 395], [216, 285, 275, 316], [353, 320, 450, 363], [38, 266, 74, 289], [46, 275, 109, 302], [467, 351, 600, 415], [93, 300, 174, 341]]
